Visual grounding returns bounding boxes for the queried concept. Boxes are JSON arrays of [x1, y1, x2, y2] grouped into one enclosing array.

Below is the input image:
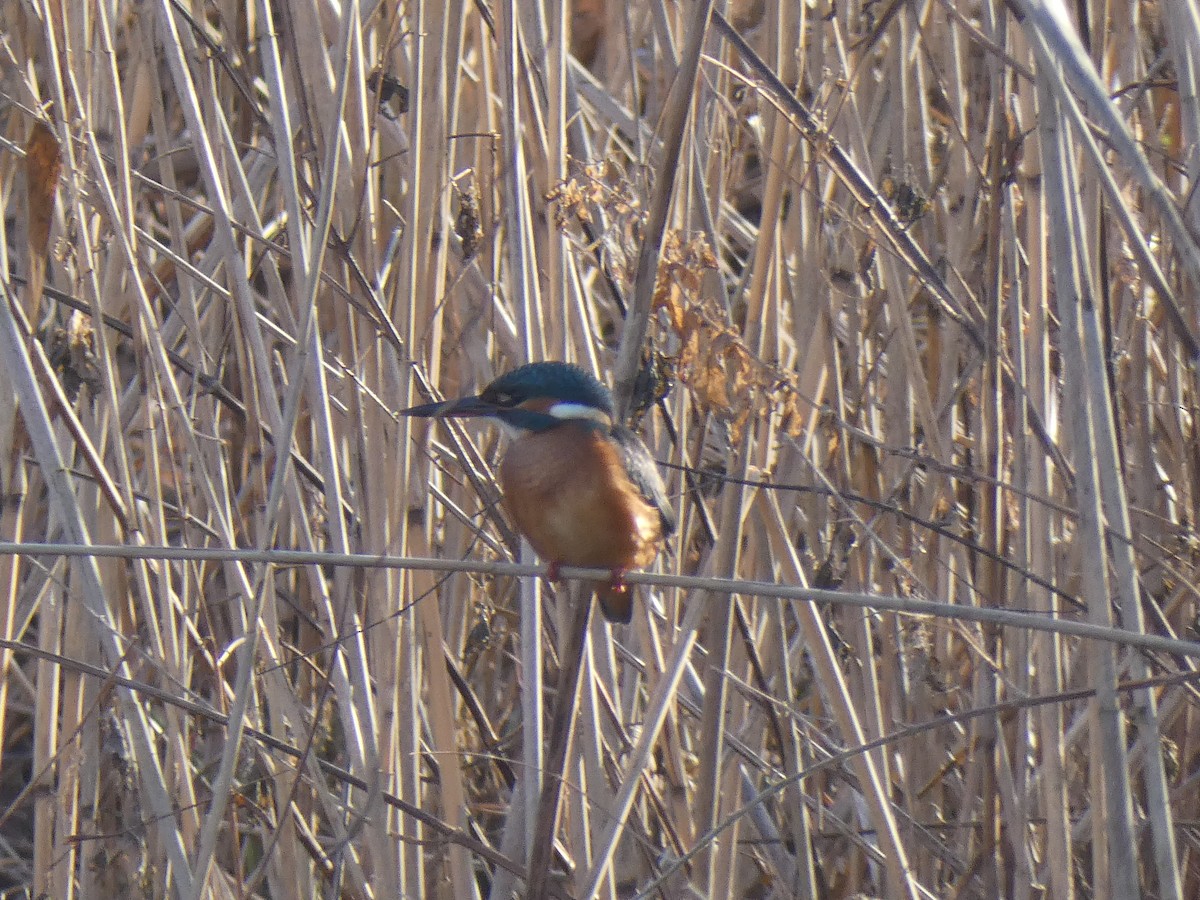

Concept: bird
[[401, 361, 676, 623]]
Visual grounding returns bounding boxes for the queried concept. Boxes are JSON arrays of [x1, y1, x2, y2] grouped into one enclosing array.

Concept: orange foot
[[608, 567, 628, 593], [596, 569, 633, 623]]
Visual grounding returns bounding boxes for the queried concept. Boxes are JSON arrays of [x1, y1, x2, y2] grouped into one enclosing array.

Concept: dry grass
[[2, 0, 1200, 897]]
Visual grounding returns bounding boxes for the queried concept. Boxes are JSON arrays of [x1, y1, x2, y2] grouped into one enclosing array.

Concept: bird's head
[[401, 362, 615, 436]]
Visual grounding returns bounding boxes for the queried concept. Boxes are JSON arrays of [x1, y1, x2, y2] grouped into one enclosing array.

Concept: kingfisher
[[402, 361, 675, 623]]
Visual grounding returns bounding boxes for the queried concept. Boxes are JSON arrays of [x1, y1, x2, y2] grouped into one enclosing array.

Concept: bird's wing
[[611, 425, 677, 536]]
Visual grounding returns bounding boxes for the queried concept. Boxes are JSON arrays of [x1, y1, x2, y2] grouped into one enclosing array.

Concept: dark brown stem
[[526, 585, 592, 899]]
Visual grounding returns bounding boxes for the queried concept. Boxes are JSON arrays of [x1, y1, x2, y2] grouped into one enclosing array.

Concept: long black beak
[[400, 395, 498, 418]]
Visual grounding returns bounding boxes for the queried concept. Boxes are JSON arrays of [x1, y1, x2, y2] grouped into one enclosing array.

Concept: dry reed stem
[[4, 0, 1200, 897]]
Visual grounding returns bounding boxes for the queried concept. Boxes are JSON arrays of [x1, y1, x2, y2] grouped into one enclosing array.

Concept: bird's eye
[[489, 390, 516, 406]]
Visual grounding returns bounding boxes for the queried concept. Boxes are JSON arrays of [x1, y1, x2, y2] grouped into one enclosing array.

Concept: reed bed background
[[2, 0, 1200, 897]]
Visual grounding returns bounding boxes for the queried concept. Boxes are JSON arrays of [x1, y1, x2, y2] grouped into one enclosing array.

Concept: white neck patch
[[548, 402, 612, 428], [494, 418, 526, 440]]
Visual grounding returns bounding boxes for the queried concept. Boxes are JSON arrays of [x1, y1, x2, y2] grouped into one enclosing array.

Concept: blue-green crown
[[482, 362, 614, 414]]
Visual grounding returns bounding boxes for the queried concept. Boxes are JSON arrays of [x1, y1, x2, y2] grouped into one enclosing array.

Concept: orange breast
[[499, 426, 663, 572]]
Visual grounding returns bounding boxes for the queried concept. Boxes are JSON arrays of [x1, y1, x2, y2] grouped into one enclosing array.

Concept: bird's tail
[[594, 582, 633, 624]]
